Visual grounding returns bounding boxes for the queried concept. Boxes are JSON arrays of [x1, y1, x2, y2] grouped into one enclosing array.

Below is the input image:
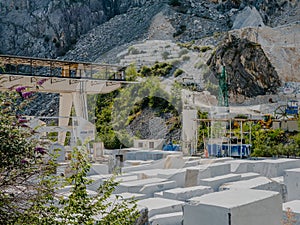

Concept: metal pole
[[229, 119, 232, 157], [240, 120, 243, 159]]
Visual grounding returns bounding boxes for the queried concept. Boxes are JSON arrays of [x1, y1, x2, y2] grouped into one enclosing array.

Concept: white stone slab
[[131, 169, 164, 179], [185, 163, 231, 187], [149, 211, 183, 225], [140, 181, 177, 198], [115, 175, 138, 183], [162, 186, 213, 201], [183, 160, 199, 168], [207, 162, 232, 177], [87, 163, 109, 175], [113, 192, 146, 200], [163, 154, 186, 169], [283, 200, 300, 225], [228, 159, 256, 173], [284, 168, 300, 201], [237, 172, 260, 180], [220, 176, 277, 190], [272, 176, 284, 184], [115, 178, 167, 194], [122, 153, 183, 173], [154, 191, 164, 198], [198, 157, 233, 165], [87, 174, 110, 192], [184, 189, 282, 225], [219, 176, 285, 200], [199, 173, 241, 191], [124, 160, 153, 167], [157, 168, 186, 187], [138, 197, 184, 218], [253, 159, 300, 178]]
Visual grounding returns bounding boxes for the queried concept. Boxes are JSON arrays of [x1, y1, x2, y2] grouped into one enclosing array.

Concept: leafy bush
[[178, 49, 189, 57], [162, 51, 170, 60], [125, 64, 138, 81], [182, 55, 190, 61], [173, 25, 187, 37], [140, 62, 173, 77], [95, 90, 122, 149], [201, 46, 212, 52], [128, 46, 140, 55], [174, 68, 184, 77]]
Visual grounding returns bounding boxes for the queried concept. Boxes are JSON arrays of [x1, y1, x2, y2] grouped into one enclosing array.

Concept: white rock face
[[232, 6, 265, 29], [232, 23, 300, 82]]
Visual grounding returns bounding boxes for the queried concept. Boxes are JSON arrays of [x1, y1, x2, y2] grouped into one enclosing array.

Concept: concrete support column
[[58, 93, 73, 145], [182, 109, 198, 155], [73, 89, 88, 118]]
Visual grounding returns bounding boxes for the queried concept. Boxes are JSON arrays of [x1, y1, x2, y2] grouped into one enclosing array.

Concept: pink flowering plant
[[0, 91, 57, 224]]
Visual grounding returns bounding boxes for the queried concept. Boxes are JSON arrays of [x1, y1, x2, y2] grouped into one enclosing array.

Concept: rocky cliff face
[[207, 34, 281, 99], [1, 0, 298, 59], [0, 0, 146, 58]]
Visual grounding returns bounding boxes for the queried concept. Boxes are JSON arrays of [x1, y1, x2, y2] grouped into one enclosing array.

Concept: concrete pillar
[[182, 109, 198, 155], [58, 93, 73, 145]]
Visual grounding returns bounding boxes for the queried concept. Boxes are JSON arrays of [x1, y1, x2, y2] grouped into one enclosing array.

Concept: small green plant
[[173, 25, 187, 37], [174, 68, 184, 77], [182, 55, 190, 61], [178, 49, 189, 57], [128, 46, 140, 55], [54, 144, 140, 224], [162, 51, 170, 60], [177, 41, 194, 50], [200, 46, 212, 52], [194, 61, 205, 69], [125, 64, 138, 81], [171, 59, 181, 66], [140, 62, 173, 77]]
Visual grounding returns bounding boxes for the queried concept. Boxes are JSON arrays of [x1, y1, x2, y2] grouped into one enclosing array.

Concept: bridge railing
[[0, 55, 126, 81]]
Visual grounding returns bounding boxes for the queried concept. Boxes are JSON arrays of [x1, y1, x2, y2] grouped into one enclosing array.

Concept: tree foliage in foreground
[[0, 90, 139, 224], [0, 91, 56, 224]]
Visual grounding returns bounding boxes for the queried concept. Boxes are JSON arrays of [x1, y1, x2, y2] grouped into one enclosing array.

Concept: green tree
[[95, 90, 122, 149], [0, 91, 57, 224], [53, 145, 139, 224], [0, 90, 139, 224]]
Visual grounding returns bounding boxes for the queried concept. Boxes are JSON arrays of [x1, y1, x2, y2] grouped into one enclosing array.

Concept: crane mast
[[218, 65, 229, 107]]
